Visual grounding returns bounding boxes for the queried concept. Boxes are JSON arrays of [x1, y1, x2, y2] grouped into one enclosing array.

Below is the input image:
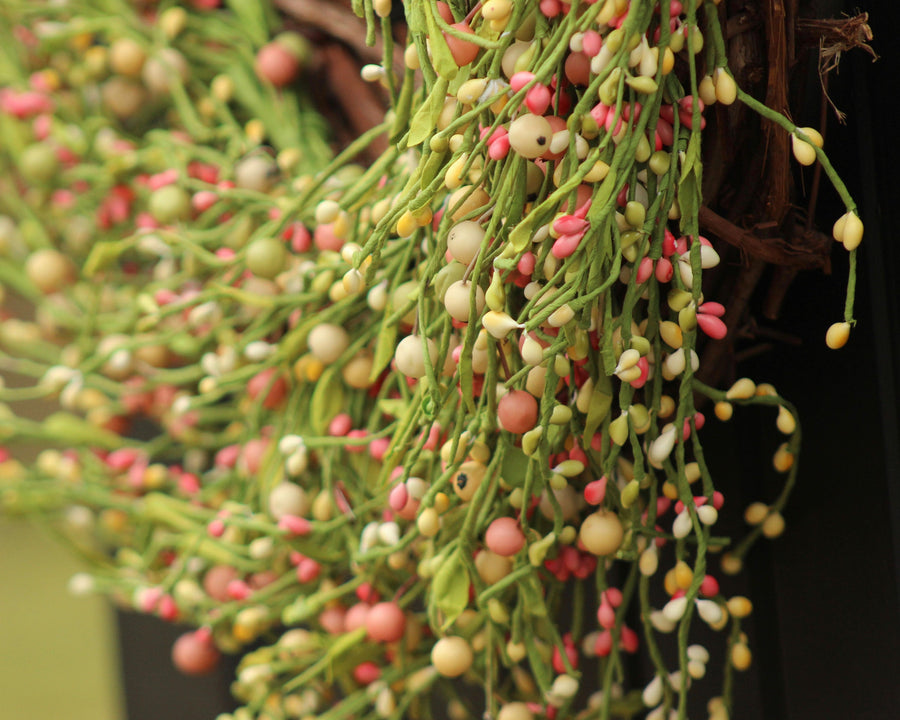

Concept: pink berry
[[551, 640, 578, 673], [525, 84, 552, 115], [278, 514, 312, 536], [389, 483, 409, 512], [319, 606, 347, 635], [485, 517, 526, 557], [597, 601, 616, 629], [203, 565, 239, 602], [497, 390, 539, 434], [329, 412, 353, 436], [297, 557, 321, 583], [584, 477, 607, 505], [172, 630, 221, 676], [247, 368, 289, 409], [594, 630, 612, 656], [344, 602, 371, 632], [621, 625, 640, 653], [353, 661, 381, 684], [255, 42, 300, 87], [443, 22, 479, 66], [509, 71, 536, 93], [357, 583, 380, 603], [700, 574, 720, 598], [697, 313, 728, 339], [604, 587, 623, 607], [365, 602, 406, 643]]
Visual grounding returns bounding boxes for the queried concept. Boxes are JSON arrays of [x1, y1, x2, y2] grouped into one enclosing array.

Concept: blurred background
[[0, 284, 123, 719], [0, 517, 123, 719]]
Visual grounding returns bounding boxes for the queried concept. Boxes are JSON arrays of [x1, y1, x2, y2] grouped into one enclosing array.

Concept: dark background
[[118, 2, 900, 718]]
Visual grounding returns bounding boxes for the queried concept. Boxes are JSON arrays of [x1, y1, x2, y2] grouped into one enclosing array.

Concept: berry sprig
[[0, 1, 866, 720]]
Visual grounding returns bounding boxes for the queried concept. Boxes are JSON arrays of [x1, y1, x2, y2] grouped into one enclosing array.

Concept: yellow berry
[[727, 595, 753, 618], [663, 567, 678, 596], [720, 553, 742, 575], [731, 642, 752, 671], [497, 702, 533, 720], [417, 507, 440, 537], [674, 560, 693, 590], [726, 377, 756, 400], [825, 321, 851, 349], [482, 0, 513, 21], [797, 126, 824, 147], [395, 210, 418, 238], [714, 401, 733, 421], [714, 67, 737, 104], [433, 492, 450, 513], [431, 636, 474, 677], [743, 502, 769, 525], [776, 405, 796, 434], [579, 510, 623, 556], [842, 212, 864, 250], [773, 443, 794, 472], [761, 511, 785, 538], [791, 133, 818, 166]]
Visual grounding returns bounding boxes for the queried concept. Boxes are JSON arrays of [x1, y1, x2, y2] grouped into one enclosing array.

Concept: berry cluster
[[0, 1, 861, 720]]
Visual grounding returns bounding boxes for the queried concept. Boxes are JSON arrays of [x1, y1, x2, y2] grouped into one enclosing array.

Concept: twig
[[318, 44, 390, 159], [796, 13, 877, 122], [698, 207, 830, 270], [274, 0, 405, 74]]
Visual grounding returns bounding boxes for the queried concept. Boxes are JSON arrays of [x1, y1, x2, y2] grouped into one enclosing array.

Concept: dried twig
[[796, 12, 877, 122], [274, 0, 405, 74], [317, 44, 390, 159], [699, 207, 831, 270]]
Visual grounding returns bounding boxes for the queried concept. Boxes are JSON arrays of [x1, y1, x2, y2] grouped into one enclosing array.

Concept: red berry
[[444, 23, 479, 67], [255, 43, 300, 87], [485, 517, 526, 557], [247, 368, 289, 409], [344, 603, 371, 632], [497, 390, 539, 434], [365, 602, 406, 643], [203, 565, 239, 602], [172, 630, 220, 676]]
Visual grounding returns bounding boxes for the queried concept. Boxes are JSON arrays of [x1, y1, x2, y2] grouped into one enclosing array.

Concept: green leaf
[[42, 412, 125, 450], [525, 631, 553, 693], [224, 0, 269, 46], [583, 375, 613, 444], [408, 77, 450, 146], [377, 398, 408, 418], [678, 167, 700, 235], [587, 168, 619, 223], [681, 131, 702, 180], [430, 548, 470, 630], [369, 319, 398, 382], [520, 572, 547, 617], [406, 3, 426, 34], [310, 367, 345, 435], [508, 216, 534, 253], [83, 240, 128, 277], [678, 133, 702, 234], [419, 146, 448, 190], [423, 5, 459, 80], [501, 447, 530, 488]]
